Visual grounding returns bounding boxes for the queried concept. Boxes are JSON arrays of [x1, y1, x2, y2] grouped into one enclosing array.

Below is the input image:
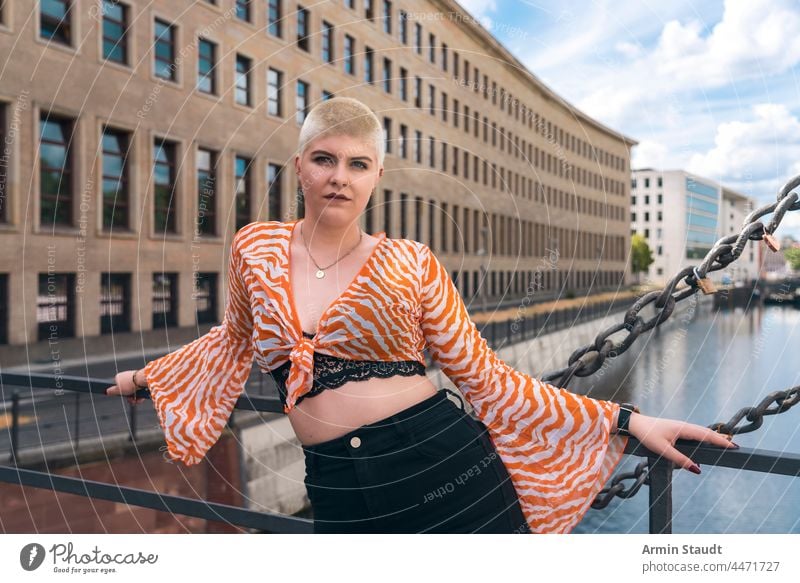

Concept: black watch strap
[[616, 403, 639, 436]]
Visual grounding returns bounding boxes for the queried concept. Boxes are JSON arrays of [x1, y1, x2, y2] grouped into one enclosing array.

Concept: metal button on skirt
[[301, 389, 531, 534]]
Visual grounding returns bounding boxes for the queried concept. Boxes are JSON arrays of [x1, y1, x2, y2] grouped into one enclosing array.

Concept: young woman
[[106, 97, 737, 533]]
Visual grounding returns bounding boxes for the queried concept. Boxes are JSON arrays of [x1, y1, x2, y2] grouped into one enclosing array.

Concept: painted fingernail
[[730, 442, 740, 449], [688, 463, 701, 474]]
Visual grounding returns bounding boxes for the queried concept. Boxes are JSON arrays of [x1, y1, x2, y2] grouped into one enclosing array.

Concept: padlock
[[763, 232, 781, 252], [696, 277, 717, 295]]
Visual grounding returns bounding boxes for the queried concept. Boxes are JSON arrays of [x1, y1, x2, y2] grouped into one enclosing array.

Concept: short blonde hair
[[297, 97, 385, 167]]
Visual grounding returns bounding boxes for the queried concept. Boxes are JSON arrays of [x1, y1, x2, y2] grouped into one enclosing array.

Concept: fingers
[[649, 439, 702, 474], [679, 422, 740, 449]]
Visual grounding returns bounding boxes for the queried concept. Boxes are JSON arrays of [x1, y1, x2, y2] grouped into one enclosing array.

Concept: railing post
[[74, 390, 80, 450], [648, 455, 674, 534], [11, 390, 19, 463], [129, 399, 137, 442]]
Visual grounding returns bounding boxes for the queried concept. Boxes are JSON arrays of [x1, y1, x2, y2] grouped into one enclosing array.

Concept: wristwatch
[[615, 402, 639, 436]]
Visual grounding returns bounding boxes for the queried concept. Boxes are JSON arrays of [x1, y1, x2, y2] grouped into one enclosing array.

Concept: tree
[[784, 247, 800, 272], [631, 233, 654, 283]]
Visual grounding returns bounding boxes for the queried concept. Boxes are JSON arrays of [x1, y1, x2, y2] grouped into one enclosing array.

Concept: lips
[[324, 193, 350, 201]]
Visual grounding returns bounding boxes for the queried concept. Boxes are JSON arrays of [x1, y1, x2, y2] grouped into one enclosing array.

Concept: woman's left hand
[[626, 412, 739, 474]]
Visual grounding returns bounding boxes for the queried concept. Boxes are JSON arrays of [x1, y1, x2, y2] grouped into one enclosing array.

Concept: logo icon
[[20, 543, 46, 571]]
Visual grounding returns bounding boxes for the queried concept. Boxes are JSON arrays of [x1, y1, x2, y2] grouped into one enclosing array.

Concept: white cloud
[[631, 140, 671, 170], [687, 103, 800, 186], [456, 0, 498, 25], [653, 0, 800, 84]]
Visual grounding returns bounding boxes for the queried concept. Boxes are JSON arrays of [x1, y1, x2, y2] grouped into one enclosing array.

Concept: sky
[[458, 0, 800, 238]]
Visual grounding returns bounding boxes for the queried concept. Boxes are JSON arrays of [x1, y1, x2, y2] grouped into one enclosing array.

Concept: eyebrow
[[310, 149, 373, 162]]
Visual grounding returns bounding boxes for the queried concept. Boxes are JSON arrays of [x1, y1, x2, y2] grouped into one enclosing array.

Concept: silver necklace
[[300, 221, 363, 279]]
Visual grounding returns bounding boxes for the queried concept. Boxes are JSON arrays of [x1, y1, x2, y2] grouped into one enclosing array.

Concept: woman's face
[[294, 134, 383, 227]]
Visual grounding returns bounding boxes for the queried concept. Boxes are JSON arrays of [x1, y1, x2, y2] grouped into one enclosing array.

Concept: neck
[[299, 215, 362, 257]]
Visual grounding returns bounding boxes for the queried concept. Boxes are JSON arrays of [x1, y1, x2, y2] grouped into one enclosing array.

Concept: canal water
[[568, 300, 800, 534]]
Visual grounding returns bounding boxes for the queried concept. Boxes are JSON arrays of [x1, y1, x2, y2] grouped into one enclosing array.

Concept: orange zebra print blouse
[[143, 219, 629, 533]]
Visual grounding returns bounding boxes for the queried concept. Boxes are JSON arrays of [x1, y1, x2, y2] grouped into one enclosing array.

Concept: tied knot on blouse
[[284, 334, 316, 413]]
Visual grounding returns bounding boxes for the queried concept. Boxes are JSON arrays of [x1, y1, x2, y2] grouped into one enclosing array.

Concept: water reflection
[[570, 301, 800, 534]]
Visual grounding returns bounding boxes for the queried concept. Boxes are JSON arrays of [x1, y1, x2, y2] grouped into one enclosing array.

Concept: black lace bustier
[[269, 331, 427, 408]]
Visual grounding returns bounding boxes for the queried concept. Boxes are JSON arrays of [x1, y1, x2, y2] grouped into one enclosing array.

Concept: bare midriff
[[286, 373, 439, 445]]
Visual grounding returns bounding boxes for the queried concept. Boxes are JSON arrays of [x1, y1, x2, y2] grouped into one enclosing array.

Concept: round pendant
[[315, 269, 326, 279]]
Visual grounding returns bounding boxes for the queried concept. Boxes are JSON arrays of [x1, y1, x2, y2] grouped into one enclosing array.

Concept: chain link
[[528, 173, 800, 510], [539, 173, 800, 389]]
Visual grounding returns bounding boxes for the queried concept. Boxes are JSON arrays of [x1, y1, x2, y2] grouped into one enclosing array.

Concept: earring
[[297, 185, 304, 199]]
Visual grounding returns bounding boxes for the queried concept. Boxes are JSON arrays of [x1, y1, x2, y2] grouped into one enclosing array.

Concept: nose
[[330, 159, 350, 187]]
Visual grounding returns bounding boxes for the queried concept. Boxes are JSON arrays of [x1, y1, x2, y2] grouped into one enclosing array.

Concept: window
[[383, 57, 391, 93], [414, 130, 421, 163], [296, 79, 309, 125], [644, 177, 650, 188], [440, 202, 447, 252], [234, 156, 253, 230], [428, 32, 435, 64], [344, 34, 355, 75], [644, 194, 649, 204], [383, 190, 391, 236], [657, 176, 663, 187], [399, 10, 408, 44], [102, 0, 128, 64], [428, 135, 435, 168], [383, 117, 392, 154], [657, 193, 663, 204], [197, 38, 217, 94], [153, 18, 176, 81], [235, 0, 251, 22], [100, 273, 131, 334], [0, 104, 7, 224], [442, 43, 448, 71], [39, 113, 74, 227], [399, 192, 407, 237], [383, 0, 392, 34], [267, 163, 283, 220], [153, 138, 177, 233], [428, 84, 435, 115], [40, 0, 72, 45], [414, 22, 421, 54], [196, 148, 217, 236], [414, 76, 421, 107], [364, 46, 374, 84], [194, 272, 218, 324], [657, 210, 662, 222], [101, 127, 130, 230], [235, 54, 252, 106], [364, 0, 374, 20], [399, 124, 407, 158], [152, 272, 178, 328], [297, 6, 309, 51], [268, 0, 282, 38], [37, 273, 75, 341], [322, 21, 334, 63], [0, 274, 7, 345], [322, 90, 333, 100], [399, 67, 407, 100], [267, 68, 283, 116]]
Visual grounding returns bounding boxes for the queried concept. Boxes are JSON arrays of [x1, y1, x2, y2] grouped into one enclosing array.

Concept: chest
[[288, 240, 379, 335]]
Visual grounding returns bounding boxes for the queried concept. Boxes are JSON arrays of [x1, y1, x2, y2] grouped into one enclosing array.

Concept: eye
[[313, 155, 334, 165], [353, 161, 368, 169]]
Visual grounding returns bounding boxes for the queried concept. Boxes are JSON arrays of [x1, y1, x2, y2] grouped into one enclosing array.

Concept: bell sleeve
[[418, 243, 628, 533], [142, 229, 255, 466]]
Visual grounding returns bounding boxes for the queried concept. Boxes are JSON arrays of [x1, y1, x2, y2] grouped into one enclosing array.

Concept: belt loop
[[442, 388, 465, 411]]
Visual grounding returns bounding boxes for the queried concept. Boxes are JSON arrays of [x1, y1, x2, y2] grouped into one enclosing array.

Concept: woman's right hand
[[105, 370, 147, 405]]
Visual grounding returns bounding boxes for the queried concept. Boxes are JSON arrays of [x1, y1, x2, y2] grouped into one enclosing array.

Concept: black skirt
[[301, 389, 531, 533]]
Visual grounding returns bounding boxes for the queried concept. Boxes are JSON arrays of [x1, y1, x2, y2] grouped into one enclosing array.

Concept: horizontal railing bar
[[624, 439, 800, 477], [0, 373, 284, 414], [0, 465, 312, 533]]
